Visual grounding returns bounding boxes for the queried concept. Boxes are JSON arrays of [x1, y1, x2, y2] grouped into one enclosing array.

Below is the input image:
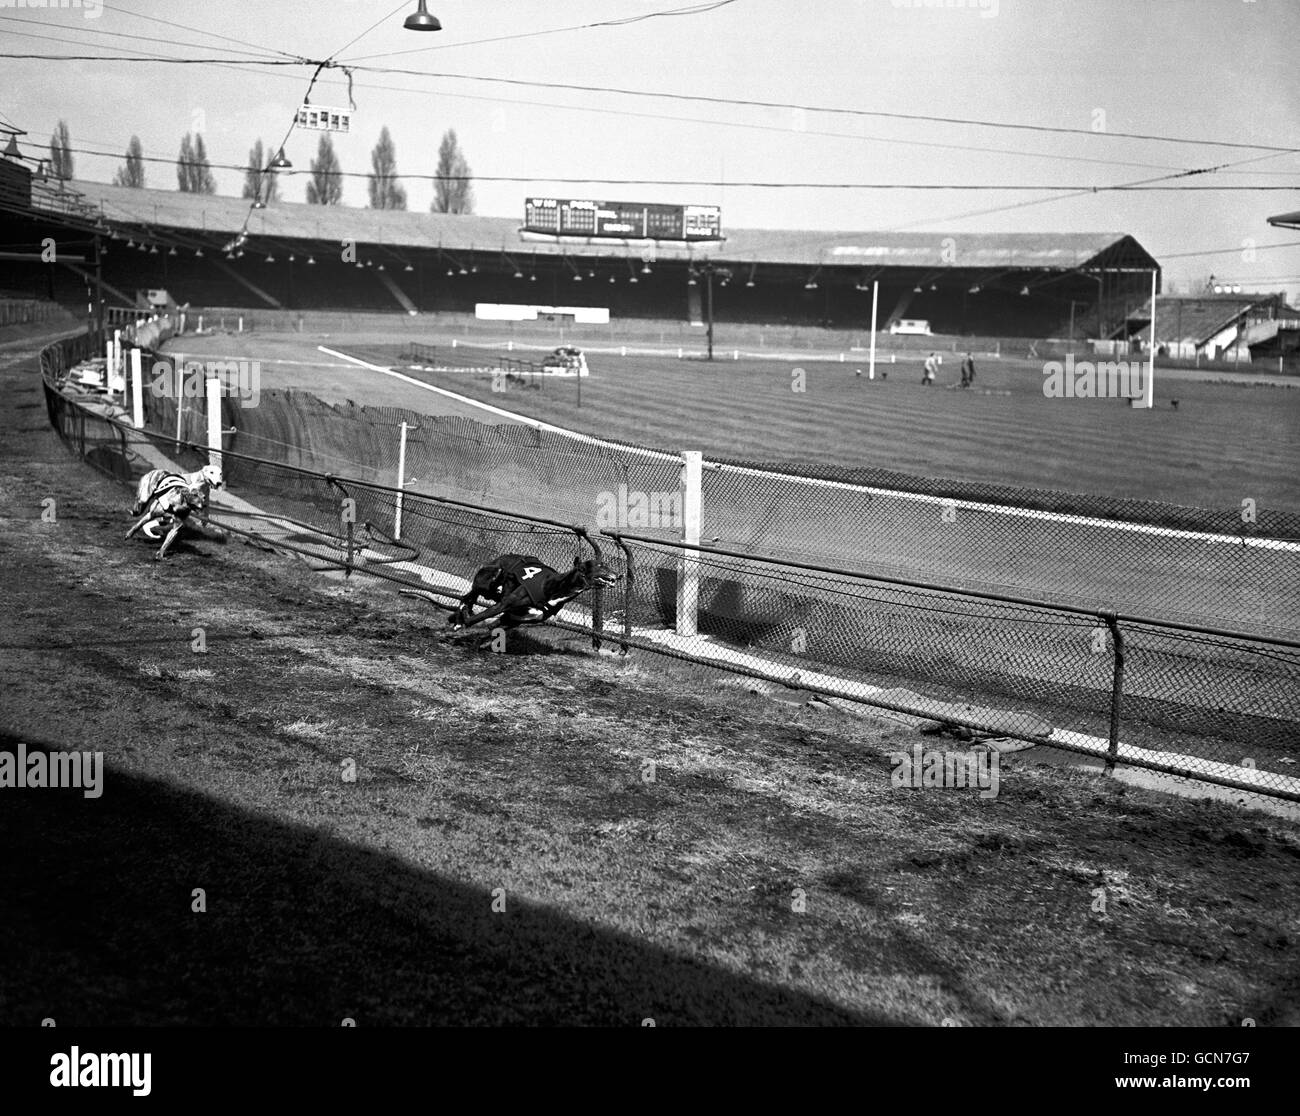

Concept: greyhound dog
[[131, 464, 224, 517], [401, 553, 617, 634], [126, 465, 224, 560]]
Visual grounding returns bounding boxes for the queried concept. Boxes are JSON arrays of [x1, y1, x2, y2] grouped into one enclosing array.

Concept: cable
[[878, 149, 1298, 233], [340, 68, 1300, 156], [4, 45, 1298, 157], [1159, 241, 1300, 260], [45, 146, 1300, 190], [339, 0, 743, 64], [59, 46, 1206, 180], [21, 48, 1214, 180], [328, 1, 416, 62], [95, 1, 311, 62], [0, 13, 297, 62]]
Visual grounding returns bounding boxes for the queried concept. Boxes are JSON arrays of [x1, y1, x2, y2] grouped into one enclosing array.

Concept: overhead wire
[[37, 145, 1300, 191], [3, 38, 1297, 157]]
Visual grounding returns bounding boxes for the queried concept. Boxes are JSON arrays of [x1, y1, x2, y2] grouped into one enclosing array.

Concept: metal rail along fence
[[38, 328, 1300, 801]]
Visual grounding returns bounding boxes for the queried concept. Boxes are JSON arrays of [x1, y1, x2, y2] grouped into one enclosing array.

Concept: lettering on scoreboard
[[296, 105, 352, 133], [524, 199, 722, 241]]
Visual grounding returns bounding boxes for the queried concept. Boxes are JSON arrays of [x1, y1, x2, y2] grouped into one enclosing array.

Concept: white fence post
[[394, 420, 410, 540], [869, 280, 879, 380], [677, 450, 702, 638], [174, 353, 185, 449], [130, 348, 144, 428], [1142, 270, 1157, 408], [104, 337, 113, 384], [206, 376, 223, 471]]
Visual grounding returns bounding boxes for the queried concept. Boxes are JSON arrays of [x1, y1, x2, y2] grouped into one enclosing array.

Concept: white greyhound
[[126, 465, 224, 560], [131, 464, 224, 516]]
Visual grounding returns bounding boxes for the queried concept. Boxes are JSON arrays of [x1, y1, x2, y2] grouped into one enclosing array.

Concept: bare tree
[[49, 120, 74, 181], [242, 139, 280, 203], [306, 134, 343, 205], [432, 128, 473, 215], [177, 132, 216, 194], [113, 135, 145, 188], [367, 126, 407, 210]]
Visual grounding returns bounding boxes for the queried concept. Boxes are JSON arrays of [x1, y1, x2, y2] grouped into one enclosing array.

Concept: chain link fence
[[39, 329, 1300, 801]]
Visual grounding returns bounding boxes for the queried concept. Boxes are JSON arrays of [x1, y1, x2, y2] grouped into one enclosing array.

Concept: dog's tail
[[398, 588, 446, 609]]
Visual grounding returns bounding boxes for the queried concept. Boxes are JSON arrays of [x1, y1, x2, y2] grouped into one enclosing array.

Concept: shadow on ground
[[0, 731, 894, 1026]]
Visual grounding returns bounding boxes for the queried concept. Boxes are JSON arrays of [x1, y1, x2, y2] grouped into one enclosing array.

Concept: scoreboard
[[523, 198, 722, 241]]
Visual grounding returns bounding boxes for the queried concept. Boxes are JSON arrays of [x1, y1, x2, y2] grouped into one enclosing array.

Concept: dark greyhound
[[401, 553, 617, 633], [125, 482, 204, 560]]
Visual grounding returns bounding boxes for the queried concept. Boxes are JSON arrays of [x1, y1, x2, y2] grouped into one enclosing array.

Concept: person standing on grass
[[961, 352, 975, 388], [923, 352, 938, 385]]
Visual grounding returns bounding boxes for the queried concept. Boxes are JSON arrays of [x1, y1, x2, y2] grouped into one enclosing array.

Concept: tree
[[367, 126, 407, 211], [306, 133, 342, 205], [112, 135, 145, 188], [49, 120, 73, 181], [242, 138, 280, 203], [177, 132, 216, 194], [432, 128, 473, 215]]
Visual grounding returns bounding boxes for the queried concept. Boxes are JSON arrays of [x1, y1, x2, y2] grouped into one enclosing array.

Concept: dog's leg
[[155, 520, 185, 560], [125, 511, 154, 540], [450, 566, 500, 628], [456, 594, 523, 631]]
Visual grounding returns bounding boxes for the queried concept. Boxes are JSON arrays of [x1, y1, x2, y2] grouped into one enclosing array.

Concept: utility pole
[[705, 264, 714, 361], [92, 232, 104, 336], [702, 263, 731, 361]]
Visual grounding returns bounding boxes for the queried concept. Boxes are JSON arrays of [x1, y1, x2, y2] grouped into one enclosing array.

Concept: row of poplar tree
[[46, 119, 474, 214]]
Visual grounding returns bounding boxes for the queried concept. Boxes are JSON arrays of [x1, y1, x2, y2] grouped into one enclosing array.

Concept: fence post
[[608, 532, 635, 655], [130, 348, 144, 428], [677, 450, 702, 638], [394, 420, 410, 540], [869, 280, 879, 379], [173, 353, 185, 450], [205, 376, 223, 473], [575, 528, 604, 652], [1104, 614, 1124, 772]]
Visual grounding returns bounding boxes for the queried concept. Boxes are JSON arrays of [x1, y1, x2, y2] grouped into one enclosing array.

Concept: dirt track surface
[[3, 331, 1299, 1026]]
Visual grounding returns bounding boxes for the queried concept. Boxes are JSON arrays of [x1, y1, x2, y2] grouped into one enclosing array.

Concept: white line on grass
[[318, 346, 678, 463]]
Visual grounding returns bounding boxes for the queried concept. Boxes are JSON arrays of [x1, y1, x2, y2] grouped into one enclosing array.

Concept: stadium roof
[[55, 180, 1156, 273], [1134, 293, 1295, 345]]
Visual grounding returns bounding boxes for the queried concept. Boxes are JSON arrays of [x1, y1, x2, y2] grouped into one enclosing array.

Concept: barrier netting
[[39, 329, 1300, 802]]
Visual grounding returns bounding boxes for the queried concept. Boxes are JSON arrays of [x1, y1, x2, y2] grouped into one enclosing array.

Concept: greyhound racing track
[[4, 335, 1300, 1027]]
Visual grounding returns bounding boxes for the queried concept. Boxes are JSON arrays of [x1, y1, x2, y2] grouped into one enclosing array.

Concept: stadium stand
[[1, 177, 1161, 339]]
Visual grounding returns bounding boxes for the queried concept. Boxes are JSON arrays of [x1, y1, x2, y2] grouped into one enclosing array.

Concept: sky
[[2, 0, 1298, 299]]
